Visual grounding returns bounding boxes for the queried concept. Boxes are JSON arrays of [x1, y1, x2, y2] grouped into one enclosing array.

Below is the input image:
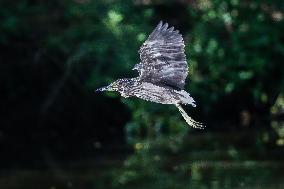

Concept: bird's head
[[96, 79, 129, 93]]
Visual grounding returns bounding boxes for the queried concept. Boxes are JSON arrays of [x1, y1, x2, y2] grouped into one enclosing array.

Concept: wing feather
[[137, 21, 188, 90]]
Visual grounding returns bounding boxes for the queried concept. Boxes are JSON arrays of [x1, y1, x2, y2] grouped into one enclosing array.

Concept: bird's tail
[[175, 104, 205, 129]]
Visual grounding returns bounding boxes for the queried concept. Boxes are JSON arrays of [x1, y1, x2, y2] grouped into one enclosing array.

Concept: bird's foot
[[188, 117, 205, 129], [175, 103, 205, 129]]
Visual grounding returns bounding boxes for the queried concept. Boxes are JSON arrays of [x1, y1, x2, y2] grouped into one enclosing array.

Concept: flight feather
[[136, 21, 188, 90]]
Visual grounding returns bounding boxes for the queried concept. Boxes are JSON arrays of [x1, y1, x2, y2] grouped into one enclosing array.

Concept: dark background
[[1, 0, 284, 188]]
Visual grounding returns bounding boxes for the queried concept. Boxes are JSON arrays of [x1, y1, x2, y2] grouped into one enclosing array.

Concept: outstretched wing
[[137, 21, 188, 90]]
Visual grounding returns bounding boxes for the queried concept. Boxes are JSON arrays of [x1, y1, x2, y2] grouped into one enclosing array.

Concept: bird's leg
[[175, 103, 205, 129]]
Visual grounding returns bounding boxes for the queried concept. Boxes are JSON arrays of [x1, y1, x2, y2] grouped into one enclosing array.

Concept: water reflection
[[272, 121, 284, 147], [1, 123, 284, 189]]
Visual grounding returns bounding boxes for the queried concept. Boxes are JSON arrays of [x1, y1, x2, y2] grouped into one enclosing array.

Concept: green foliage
[[1, 1, 284, 188], [123, 0, 284, 136], [188, 0, 284, 110], [1, 0, 283, 132], [101, 132, 284, 189]]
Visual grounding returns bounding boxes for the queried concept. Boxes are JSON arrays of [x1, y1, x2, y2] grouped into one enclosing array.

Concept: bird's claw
[[190, 119, 206, 129]]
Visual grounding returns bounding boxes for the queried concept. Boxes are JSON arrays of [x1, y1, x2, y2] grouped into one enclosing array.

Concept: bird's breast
[[130, 82, 179, 104]]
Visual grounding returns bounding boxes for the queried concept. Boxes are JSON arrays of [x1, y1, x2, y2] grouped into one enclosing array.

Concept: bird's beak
[[95, 85, 108, 92], [95, 84, 113, 92]]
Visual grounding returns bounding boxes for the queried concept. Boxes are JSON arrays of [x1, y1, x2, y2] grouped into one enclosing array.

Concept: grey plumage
[[96, 21, 204, 129], [137, 21, 187, 90]]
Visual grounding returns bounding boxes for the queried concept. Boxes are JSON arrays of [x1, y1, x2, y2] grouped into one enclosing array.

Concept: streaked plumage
[[96, 21, 204, 129], [137, 21, 188, 90]]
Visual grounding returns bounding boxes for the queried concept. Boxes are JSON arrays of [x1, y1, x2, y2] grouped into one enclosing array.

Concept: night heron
[[96, 21, 204, 129]]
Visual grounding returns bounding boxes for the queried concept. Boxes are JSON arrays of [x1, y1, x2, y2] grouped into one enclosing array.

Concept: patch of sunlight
[[271, 94, 284, 114], [135, 143, 143, 151], [104, 10, 123, 35], [208, 10, 216, 19], [197, 0, 212, 10], [134, 142, 150, 151], [272, 11, 283, 22], [271, 121, 284, 147], [108, 10, 123, 24], [272, 121, 284, 138], [276, 139, 284, 146], [137, 33, 146, 42], [225, 83, 234, 93], [239, 71, 253, 80], [223, 13, 232, 24]]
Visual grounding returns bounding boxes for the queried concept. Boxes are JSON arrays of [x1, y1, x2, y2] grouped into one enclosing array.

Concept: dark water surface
[[1, 131, 284, 189], [1, 160, 284, 189]]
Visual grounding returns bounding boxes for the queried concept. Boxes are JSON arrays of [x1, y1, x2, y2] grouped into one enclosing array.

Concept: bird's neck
[[119, 78, 140, 98]]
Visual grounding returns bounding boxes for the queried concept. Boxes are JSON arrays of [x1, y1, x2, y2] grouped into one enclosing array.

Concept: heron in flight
[[96, 21, 204, 129]]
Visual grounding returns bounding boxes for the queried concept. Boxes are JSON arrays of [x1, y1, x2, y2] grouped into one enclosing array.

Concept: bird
[[96, 21, 204, 129]]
